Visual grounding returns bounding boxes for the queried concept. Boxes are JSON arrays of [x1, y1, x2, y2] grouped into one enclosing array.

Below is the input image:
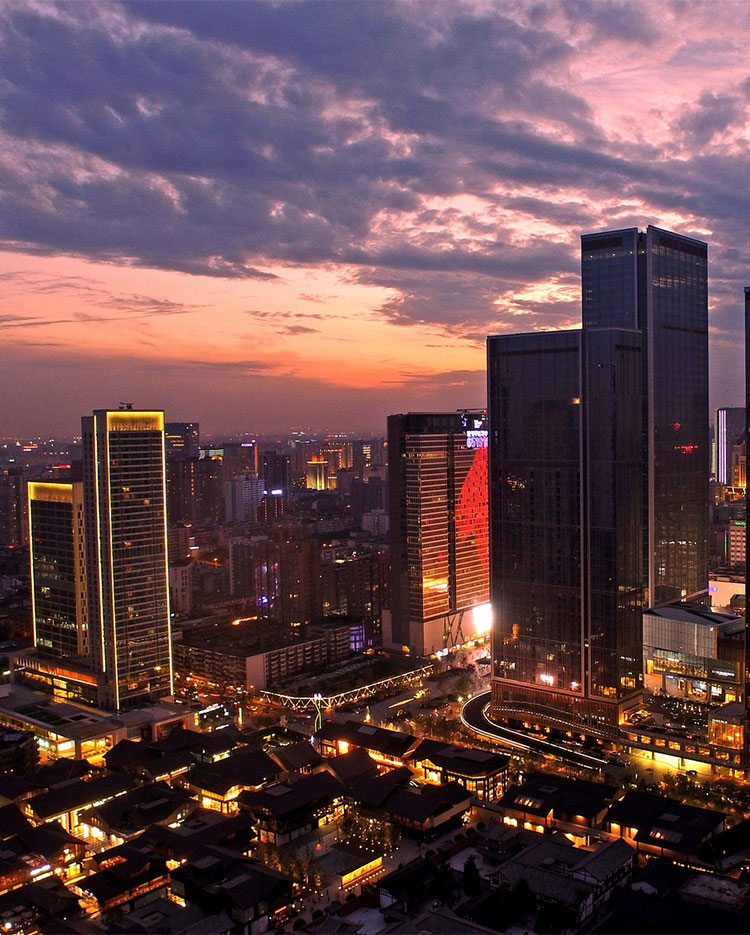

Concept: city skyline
[[2, 1, 750, 436]]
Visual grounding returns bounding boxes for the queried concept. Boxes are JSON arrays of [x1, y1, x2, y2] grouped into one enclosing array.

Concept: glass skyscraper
[[582, 226, 709, 604], [488, 330, 644, 736], [83, 409, 173, 710], [489, 225, 708, 736]]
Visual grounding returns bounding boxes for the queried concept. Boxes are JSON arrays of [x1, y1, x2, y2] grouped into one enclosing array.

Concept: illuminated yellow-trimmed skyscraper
[[82, 408, 173, 710]]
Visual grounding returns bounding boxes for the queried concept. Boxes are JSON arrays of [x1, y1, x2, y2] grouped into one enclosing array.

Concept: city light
[[472, 603, 493, 636]]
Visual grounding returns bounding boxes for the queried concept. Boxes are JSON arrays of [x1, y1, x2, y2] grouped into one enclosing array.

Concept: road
[[461, 691, 610, 771]]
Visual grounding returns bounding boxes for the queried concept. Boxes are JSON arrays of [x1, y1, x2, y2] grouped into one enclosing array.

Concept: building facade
[[164, 423, 200, 461], [488, 329, 644, 736], [488, 226, 709, 737], [83, 409, 173, 710], [28, 481, 88, 660], [581, 226, 709, 605], [387, 411, 489, 656], [643, 604, 743, 704]]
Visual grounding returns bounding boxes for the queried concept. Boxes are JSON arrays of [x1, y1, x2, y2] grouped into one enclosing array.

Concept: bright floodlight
[[472, 603, 493, 636]]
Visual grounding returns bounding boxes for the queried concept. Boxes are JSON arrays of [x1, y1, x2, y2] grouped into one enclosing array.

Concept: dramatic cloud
[[0, 0, 748, 434]]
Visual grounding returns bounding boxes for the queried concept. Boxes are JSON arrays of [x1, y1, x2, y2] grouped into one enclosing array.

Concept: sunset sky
[[2, 0, 749, 437]]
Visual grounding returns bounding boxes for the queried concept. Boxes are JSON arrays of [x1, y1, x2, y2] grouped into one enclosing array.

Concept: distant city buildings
[[715, 407, 744, 486]]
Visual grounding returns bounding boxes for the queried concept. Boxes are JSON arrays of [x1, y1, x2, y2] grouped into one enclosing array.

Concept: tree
[[463, 855, 481, 896], [434, 862, 456, 905]]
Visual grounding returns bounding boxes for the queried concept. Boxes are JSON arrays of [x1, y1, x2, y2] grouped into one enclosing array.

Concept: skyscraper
[[716, 407, 745, 486], [164, 422, 200, 460], [489, 225, 708, 736], [261, 450, 292, 494], [82, 409, 172, 710], [488, 330, 644, 736], [386, 411, 490, 656], [28, 481, 88, 660], [581, 225, 709, 604]]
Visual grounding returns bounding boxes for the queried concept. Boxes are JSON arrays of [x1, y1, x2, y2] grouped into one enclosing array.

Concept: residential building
[[224, 473, 265, 523], [0, 467, 27, 547], [173, 618, 355, 693], [27, 481, 88, 660], [228, 525, 322, 626]]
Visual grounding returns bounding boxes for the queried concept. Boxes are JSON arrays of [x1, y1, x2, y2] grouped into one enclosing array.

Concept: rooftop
[[411, 739, 510, 776], [645, 602, 740, 628], [239, 770, 344, 820], [606, 790, 725, 854], [186, 748, 282, 795], [27, 774, 135, 821], [317, 719, 418, 758]]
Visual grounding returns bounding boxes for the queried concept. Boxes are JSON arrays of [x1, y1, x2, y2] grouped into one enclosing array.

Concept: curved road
[[461, 691, 610, 771]]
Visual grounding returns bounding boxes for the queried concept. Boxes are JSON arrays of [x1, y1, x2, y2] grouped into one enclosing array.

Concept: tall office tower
[[351, 476, 386, 526], [82, 409, 172, 710], [488, 330, 644, 736], [716, 407, 745, 486], [386, 411, 490, 657], [261, 450, 292, 493], [581, 226, 709, 604], [489, 224, 707, 736], [165, 422, 200, 460], [28, 482, 88, 659]]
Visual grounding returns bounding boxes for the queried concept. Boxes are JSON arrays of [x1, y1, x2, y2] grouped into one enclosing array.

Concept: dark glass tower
[[489, 224, 707, 736], [387, 411, 489, 656], [582, 226, 709, 604], [488, 330, 644, 736]]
